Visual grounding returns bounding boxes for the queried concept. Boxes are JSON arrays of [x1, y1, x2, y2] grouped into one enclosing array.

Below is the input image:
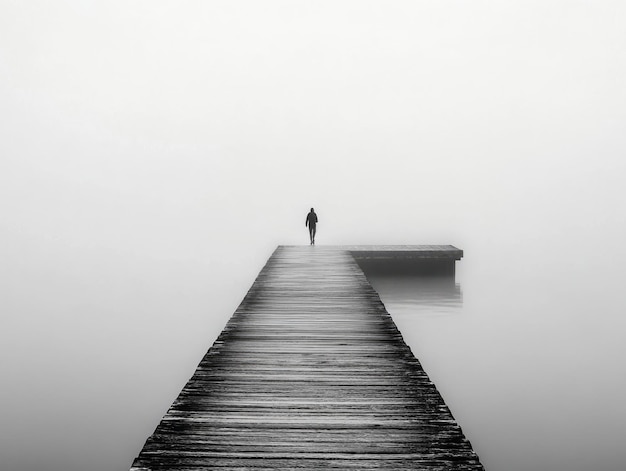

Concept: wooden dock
[[130, 245, 483, 470]]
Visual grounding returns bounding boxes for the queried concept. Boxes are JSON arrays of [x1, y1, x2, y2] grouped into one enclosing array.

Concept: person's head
[[310, 208, 314, 212]]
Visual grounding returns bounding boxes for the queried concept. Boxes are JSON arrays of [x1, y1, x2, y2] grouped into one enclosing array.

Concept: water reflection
[[365, 275, 462, 315], [361, 261, 626, 471]]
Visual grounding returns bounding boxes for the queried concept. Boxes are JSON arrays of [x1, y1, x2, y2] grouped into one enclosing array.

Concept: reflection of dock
[[365, 275, 462, 313], [130, 245, 482, 470]]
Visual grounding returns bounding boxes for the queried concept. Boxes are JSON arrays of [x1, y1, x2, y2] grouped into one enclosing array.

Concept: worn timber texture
[[131, 245, 483, 470]]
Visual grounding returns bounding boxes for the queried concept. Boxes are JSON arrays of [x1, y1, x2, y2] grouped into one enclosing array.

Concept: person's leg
[[309, 227, 314, 244], [311, 226, 316, 244]]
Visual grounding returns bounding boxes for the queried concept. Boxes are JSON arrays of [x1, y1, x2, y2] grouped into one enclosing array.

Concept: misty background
[[1, 1, 625, 470]]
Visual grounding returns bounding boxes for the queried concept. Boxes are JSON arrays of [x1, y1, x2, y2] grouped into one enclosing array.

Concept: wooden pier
[[130, 245, 483, 470]]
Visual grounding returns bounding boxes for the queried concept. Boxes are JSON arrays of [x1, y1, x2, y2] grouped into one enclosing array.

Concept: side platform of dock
[[131, 245, 483, 470]]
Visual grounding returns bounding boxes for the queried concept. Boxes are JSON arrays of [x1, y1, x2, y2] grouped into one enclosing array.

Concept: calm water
[[2, 241, 626, 471], [366, 249, 626, 471]]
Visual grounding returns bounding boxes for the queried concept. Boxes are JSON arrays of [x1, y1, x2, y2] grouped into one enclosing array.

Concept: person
[[305, 208, 318, 245]]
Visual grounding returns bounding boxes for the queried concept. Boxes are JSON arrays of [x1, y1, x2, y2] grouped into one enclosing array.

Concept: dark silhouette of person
[[305, 208, 318, 245]]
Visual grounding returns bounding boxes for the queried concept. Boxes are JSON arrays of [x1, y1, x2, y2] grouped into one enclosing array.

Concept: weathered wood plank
[[130, 246, 482, 470]]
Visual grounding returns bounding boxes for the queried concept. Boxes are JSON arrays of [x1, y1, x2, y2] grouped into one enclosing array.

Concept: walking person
[[305, 208, 318, 245]]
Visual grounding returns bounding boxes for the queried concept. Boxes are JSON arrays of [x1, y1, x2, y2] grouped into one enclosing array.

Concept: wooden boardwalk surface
[[131, 246, 483, 470]]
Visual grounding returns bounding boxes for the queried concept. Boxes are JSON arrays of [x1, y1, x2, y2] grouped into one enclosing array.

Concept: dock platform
[[130, 245, 482, 470]]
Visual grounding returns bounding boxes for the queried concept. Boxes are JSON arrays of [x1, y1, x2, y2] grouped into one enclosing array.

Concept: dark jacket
[[306, 212, 318, 227]]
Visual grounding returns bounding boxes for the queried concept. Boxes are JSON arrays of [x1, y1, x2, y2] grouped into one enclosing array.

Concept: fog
[[1, 2, 625, 470]]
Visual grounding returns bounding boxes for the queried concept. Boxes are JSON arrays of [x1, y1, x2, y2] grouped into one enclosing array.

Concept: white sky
[[3, 1, 625, 250]]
